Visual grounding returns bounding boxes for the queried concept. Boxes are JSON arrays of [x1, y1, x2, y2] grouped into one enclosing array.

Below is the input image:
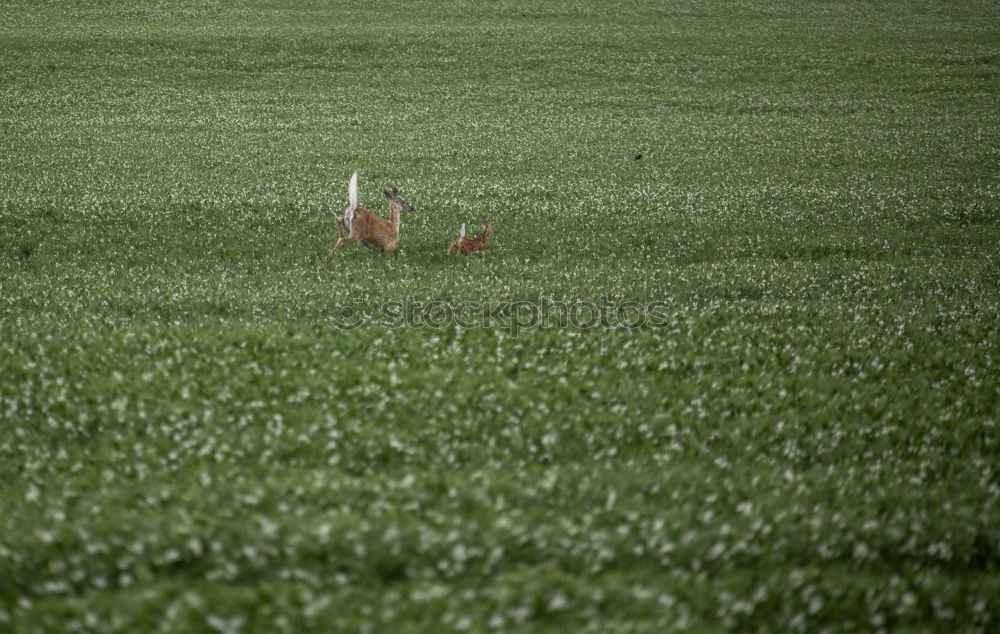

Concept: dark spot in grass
[[948, 203, 996, 226], [635, 235, 658, 249], [736, 285, 764, 301], [374, 559, 408, 584], [209, 300, 231, 318], [17, 244, 34, 263], [965, 532, 999, 570], [809, 245, 853, 260]]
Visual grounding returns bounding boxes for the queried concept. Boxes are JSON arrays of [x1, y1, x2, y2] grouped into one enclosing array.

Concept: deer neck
[[390, 207, 401, 234]]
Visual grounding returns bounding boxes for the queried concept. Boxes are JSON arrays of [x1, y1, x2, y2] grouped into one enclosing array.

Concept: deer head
[[384, 187, 413, 214]]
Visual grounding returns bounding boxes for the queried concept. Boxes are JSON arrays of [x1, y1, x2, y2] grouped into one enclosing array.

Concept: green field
[[2, 0, 999, 631]]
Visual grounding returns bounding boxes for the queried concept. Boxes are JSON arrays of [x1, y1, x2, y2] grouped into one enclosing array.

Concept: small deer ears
[[383, 189, 392, 200], [392, 187, 399, 196]]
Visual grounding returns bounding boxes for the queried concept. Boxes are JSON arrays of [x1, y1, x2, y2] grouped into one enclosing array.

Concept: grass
[[1, 0, 999, 631]]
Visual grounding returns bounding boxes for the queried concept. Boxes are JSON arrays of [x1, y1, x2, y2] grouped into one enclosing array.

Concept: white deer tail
[[459, 223, 466, 239], [344, 170, 359, 230]]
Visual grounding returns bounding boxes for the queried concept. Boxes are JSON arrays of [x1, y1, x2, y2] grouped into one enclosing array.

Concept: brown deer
[[446, 219, 493, 257], [321, 171, 413, 262]]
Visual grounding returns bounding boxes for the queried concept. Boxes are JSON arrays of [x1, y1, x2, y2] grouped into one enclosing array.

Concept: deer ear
[[383, 189, 391, 199], [392, 187, 398, 196]]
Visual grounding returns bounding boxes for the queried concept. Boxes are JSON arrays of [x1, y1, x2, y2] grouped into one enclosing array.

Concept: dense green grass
[[2, 0, 999, 631]]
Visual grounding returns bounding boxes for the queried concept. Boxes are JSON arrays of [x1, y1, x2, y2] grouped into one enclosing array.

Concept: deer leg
[[320, 237, 350, 264]]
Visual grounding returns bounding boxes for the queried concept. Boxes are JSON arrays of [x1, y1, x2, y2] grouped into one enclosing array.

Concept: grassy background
[[1, 0, 999, 631]]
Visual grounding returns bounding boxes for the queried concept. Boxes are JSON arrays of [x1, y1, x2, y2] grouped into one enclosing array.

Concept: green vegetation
[[1, 0, 998, 631]]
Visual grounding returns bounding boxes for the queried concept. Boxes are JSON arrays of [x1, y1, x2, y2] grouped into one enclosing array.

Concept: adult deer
[[321, 171, 413, 262]]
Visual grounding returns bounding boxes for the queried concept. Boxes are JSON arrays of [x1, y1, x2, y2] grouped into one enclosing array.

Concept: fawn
[[446, 219, 493, 256], [321, 171, 413, 262]]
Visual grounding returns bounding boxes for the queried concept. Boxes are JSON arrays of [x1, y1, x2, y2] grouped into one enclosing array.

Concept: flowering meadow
[[1, 0, 998, 631]]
